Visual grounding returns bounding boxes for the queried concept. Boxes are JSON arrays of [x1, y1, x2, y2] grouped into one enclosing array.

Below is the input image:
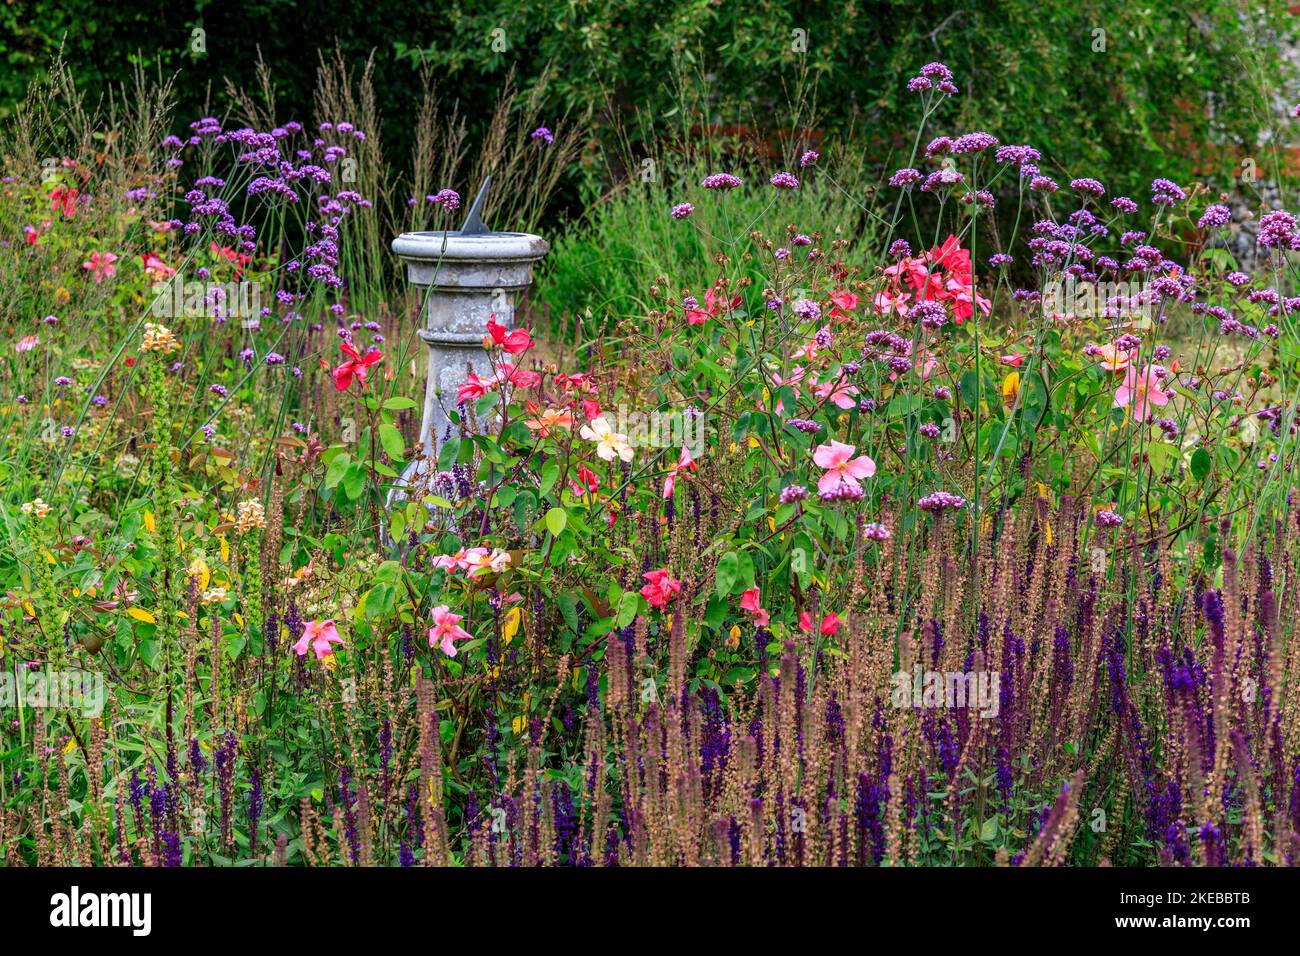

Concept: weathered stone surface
[[390, 228, 548, 462]]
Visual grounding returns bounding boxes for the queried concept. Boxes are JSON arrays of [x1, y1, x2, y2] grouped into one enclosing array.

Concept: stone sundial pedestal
[[389, 177, 548, 499]]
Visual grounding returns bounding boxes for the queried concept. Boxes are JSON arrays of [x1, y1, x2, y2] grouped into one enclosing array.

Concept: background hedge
[[1, 0, 1296, 204]]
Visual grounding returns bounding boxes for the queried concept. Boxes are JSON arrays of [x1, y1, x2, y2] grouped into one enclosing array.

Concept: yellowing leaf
[[501, 606, 522, 645], [1001, 372, 1020, 406], [22, 602, 36, 617], [188, 557, 210, 591], [1045, 520, 1053, 547], [144, 511, 156, 533], [127, 608, 156, 624], [220, 535, 230, 563], [63, 738, 78, 755], [43, 549, 56, 565]]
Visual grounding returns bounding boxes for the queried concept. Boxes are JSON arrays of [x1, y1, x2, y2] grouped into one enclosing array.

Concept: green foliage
[[2, 1, 1293, 201], [540, 148, 884, 327], [3, 16, 1300, 868]]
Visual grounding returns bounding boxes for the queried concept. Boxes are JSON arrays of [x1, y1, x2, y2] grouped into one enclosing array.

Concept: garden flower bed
[[2, 54, 1300, 872]]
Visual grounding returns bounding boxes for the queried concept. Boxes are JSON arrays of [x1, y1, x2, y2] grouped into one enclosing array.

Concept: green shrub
[[2, 1, 1293, 203]]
